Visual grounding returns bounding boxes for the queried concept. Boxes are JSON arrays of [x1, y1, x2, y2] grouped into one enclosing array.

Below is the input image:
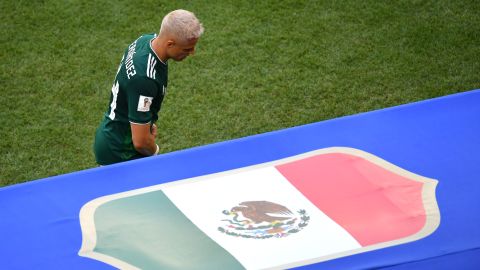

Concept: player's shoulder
[[126, 73, 158, 88], [132, 34, 161, 78]]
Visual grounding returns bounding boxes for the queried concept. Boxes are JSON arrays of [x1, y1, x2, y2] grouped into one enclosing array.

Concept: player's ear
[[166, 40, 175, 48]]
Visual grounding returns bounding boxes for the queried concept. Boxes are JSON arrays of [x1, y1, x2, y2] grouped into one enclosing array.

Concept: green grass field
[[1, 0, 479, 187]]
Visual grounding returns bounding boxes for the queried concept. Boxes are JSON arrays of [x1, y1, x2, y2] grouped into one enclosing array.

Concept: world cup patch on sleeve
[[137, 95, 153, 112]]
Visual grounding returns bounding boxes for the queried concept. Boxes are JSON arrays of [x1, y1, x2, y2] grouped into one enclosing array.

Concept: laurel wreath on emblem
[[218, 201, 310, 239]]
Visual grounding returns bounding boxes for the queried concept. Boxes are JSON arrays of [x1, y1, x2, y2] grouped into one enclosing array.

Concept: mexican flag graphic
[[79, 147, 440, 269]]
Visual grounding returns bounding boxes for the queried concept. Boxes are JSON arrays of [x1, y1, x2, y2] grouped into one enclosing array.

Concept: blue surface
[[1, 89, 480, 270]]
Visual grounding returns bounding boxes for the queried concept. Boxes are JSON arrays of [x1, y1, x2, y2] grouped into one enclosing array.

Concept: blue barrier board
[[1, 90, 479, 269]]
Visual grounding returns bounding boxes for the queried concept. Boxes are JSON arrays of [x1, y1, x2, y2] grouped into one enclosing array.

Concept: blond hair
[[159, 9, 204, 41]]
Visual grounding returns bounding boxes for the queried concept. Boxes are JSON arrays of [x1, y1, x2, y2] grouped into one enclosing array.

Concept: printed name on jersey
[[125, 40, 138, 79], [137, 95, 153, 112], [147, 54, 157, 79]]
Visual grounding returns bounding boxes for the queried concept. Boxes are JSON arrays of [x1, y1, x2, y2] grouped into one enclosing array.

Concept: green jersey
[[94, 34, 168, 165]]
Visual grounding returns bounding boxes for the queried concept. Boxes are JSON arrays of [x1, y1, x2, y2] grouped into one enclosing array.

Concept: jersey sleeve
[[125, 76, 159, 124]]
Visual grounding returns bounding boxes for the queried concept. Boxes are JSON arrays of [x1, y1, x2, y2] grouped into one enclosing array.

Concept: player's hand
[[150, 123, 158, 137]]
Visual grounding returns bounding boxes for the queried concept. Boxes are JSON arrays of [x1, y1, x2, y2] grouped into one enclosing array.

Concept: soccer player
[[94, 10, 204, 165]]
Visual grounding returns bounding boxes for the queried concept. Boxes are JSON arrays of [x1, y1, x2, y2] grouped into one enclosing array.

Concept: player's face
[[168, 38, 198, 61]]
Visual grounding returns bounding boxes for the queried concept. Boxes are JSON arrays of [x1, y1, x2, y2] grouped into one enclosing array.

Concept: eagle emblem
[[218, 201, 310, 239]]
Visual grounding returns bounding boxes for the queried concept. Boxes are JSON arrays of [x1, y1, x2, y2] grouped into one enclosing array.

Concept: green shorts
[[93, 120, 145, 165]]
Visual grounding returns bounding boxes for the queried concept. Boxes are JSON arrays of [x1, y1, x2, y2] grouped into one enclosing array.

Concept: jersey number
[[108, 81, 119, 120]]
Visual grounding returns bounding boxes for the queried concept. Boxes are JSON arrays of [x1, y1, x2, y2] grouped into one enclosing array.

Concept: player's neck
[[151, 37, 169, 63]]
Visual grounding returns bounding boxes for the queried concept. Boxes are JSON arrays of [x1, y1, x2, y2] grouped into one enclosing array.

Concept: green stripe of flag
[[93, 190, 244, 270]]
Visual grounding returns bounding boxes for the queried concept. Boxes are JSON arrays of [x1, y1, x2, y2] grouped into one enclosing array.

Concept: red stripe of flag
[[276, 153, 426, 246]]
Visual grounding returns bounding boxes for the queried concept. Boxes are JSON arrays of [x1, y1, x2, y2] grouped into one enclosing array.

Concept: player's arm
[[131, 122, 158, 156], [127, 77, 160, 156]]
